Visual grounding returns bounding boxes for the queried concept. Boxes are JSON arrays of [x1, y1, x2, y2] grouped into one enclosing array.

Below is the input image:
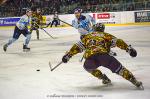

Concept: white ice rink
[[0, 26, 150, 99]]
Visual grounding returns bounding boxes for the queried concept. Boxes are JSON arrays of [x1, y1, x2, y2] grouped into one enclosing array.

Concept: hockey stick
[[57, 18, 73, 27], [33, 22, 55, 39], [79, 55, 84, 62], [45, 22, 51, 27], [42, 22, 51, 28], [49, 61, 63, 71], [41, 28, 56, 39]]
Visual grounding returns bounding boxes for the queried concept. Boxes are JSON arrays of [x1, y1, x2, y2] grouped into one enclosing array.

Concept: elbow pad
[[68, 41, 85, 56]]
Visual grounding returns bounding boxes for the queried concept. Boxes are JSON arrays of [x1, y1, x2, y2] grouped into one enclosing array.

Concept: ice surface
[[0, 26, 150, 99]]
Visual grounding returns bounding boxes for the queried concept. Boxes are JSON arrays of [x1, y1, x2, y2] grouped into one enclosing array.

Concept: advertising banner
[[0, 16, 46, 26], [0, 17, 20, 26], [91, 13, 116, 24], [135, 11, 150, 22]]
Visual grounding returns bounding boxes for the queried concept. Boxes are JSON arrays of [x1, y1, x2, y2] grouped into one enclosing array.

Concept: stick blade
[[49, 61, 53, 71]]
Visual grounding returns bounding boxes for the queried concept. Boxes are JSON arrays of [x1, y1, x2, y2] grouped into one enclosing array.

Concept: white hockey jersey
[[16, 15, 30, 30], [72, 14, 96, 35]]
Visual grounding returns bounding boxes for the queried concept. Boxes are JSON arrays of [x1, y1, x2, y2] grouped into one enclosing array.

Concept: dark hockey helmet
[[93, 23, 105, 32], [26, 8, 32, 13], [74, 8, 82, 14], [74, 8, 82, 19]]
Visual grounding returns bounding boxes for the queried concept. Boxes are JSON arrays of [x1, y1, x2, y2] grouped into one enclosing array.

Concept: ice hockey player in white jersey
[[3, 9, 32, 52], [72, 8, 96, 36]]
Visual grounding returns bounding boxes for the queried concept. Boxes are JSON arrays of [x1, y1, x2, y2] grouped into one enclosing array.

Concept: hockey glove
[[126, 45, 137, 57], [62, 54, 72, 63]]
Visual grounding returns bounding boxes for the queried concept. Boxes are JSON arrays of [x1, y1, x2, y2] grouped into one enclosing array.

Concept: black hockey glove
[[62, 54, 72, 63], [126, 45, 137, 57]]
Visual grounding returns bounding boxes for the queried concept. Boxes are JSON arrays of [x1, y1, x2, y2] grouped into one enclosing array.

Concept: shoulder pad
[[79, 15, 86, 20]]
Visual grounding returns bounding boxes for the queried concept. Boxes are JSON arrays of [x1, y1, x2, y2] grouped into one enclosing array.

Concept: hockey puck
[[36, 69, 40, 71]]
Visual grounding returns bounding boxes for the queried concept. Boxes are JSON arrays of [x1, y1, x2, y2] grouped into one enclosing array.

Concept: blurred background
[[0, 0, 150, 17]]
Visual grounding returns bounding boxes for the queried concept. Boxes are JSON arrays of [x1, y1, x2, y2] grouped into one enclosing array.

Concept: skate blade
[[102, 83, 113, 87], [137, 84, 144, 90], [23, 49, 30, 52], [105, 82, 112, 86], [103, 81, 112, 85]]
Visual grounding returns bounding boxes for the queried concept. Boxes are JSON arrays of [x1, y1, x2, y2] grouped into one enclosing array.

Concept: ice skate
[[130, 77, 144, 90], [102, 74, 111, 85], [3, 44, 8, 52], [23, 44, 30, 52], [37, 36, 39, 40], [134, 81, 144, 90]]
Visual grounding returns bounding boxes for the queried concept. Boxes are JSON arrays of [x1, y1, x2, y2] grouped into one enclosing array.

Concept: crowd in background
[[0, 0, 150, 17]]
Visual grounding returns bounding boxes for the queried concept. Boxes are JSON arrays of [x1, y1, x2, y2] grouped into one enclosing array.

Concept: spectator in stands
[[0, 0, 150, 17]]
